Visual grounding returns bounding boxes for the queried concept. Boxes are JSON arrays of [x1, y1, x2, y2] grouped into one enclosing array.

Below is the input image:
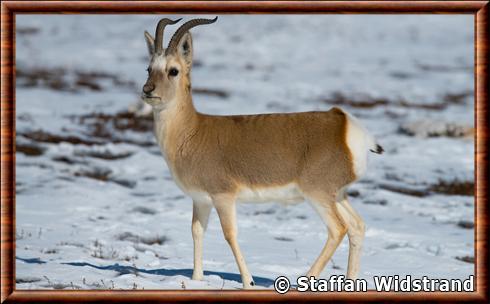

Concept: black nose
[[143, 83, 155, 94]]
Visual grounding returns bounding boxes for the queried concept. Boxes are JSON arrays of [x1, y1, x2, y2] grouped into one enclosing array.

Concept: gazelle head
[[141, 17, 218, 109]]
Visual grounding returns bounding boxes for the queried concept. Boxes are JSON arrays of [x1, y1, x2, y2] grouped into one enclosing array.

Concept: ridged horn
[[154, 18, 182, 54], [165, 17, 218, 55]]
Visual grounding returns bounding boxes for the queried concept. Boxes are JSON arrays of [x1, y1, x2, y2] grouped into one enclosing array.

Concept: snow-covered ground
[[15, 15, 474, 290]]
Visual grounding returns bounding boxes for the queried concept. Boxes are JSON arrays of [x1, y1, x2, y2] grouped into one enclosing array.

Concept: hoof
[[242, 280, 256, 289]]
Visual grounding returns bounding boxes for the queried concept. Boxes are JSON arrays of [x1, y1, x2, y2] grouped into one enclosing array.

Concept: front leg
[[191, 200, 212, 281], [212, 194, 255, 289]]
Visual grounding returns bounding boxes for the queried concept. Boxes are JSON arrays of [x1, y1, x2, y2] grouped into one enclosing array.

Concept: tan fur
[[142, 24, 372, 288], [161, 106, 356, 195]]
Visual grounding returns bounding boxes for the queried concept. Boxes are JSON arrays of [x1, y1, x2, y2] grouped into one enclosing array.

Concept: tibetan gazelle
[[141, 17, 383, 289]]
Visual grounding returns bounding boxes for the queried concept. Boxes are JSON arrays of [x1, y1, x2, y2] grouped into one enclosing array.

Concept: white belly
[[186, 184, 305, 205], [237, 183, 305, 205]]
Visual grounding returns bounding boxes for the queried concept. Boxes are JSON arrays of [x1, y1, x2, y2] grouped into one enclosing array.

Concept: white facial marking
[[152, 56, 167, 71]]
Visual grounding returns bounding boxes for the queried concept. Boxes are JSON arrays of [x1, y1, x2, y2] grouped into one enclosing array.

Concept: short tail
[[343, 109, 383, 177], [363, 124, 384, 155], [343, 109, 384, 159], [370, 144, 384, 154]]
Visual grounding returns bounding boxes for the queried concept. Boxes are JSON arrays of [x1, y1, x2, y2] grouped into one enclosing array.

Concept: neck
[[153, 92, 199, 159], [153, 92, 197, 116]]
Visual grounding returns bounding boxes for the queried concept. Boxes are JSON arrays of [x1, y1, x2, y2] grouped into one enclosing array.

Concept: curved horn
[[165, 17, 218, 56], [154, 18, 182, 54]]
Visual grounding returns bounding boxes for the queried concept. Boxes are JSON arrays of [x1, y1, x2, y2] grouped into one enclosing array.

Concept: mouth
[[141, 94, 161, 104]]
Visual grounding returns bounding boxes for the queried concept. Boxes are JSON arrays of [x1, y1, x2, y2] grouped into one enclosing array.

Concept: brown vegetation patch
[[70, 111, 155, 146], [456, 220, 474, 229], [75, 150, 134, 160], [378, 183, 429, 197], [116, 232, 168, 246], [253, 208, 276, 216], [16, 66, 136, 92], [52, 156, 88, 165], [42, 248, 59, 254], [16, 277, 42, 284], [398, 120, 473, 138], [363, 199, 388, 206], [74, 167, 136, 188], [16, 142, 45, 156], [91, 240, 119, 260], [74, 167, 111, 182], [77, 111, 154, 134], [74, 78, 103, 91], [19, 130, 104, 146], [17, 26, 40, 35], [16, 67, 71, 91], [320, 91, 472, 111], [75, 71, 137, 90], [321, 92, 389, 109], [57, 241, 84, 248], [274, 236, 294, 242], [193, 87, 230, 99], [455, 256, 474, 264], [430, 179, 474, 196], [378, 178, 474, 197], [132, 206, 157, 215], [442, 91, 473, 104], [19, 110, 155, 147], [16, 162, 52, 170]]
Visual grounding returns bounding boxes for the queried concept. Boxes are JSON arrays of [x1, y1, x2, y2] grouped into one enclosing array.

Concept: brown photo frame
[[1, 0, 488, 303]]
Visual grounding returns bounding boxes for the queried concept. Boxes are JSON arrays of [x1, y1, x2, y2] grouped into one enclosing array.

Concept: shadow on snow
[[62, 261, 275, 287], [16, 256, 274, 287], [16, 256, 46, 264]]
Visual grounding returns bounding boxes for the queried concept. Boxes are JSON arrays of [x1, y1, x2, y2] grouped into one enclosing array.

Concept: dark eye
[[168, 68, 179, 77], [146, 67, 152, 74]]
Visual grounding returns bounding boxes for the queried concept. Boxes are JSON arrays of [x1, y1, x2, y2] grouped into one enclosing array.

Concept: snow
[[15, 15, 474, 290]]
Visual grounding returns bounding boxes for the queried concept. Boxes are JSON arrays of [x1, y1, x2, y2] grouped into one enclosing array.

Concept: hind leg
[[306, 192, 347, 278], [336, 194, 365, 279]]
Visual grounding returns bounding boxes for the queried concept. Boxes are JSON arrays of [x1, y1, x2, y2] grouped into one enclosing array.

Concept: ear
[[177, 32, 193, 68], [144, 31, 155, 57]]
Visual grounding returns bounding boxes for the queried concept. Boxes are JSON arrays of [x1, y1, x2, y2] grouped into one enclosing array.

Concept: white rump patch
[[344, 111, 376, 178]]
